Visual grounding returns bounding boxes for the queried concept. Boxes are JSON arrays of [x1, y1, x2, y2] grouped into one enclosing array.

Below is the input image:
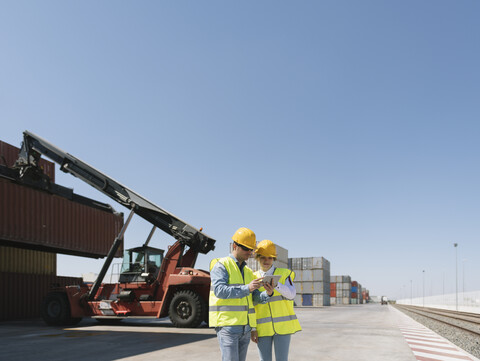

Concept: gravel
[[395, 306, 480, 359]]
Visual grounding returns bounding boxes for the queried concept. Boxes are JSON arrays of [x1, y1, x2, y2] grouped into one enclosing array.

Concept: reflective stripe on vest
[[209, 257, 256, 327], [257, 314, 298, 324], [254, 268, 302, 336]]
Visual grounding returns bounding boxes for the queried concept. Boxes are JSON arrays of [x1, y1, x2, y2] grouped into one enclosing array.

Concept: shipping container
[[330, 297, 336, 305], [0, 140, 55, 182], [0, 177, 124, 258], [302, 294, 313, 306], [300, 269, 324, 282], [0, 272, 83, 320], [293, 294, 302, 307], [312, 293, 330, 307], [0, 245, 56, 275]]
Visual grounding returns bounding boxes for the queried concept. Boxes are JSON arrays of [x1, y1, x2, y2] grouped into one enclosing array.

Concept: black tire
[[168, 290, 206, 328], [40, 292, 81, 326]]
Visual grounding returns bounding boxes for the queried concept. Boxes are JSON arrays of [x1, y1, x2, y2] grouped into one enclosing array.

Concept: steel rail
[[395, 304, 480, 337]]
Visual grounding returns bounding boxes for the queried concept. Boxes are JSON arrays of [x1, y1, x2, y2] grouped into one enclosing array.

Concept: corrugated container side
[[301, 269, 324, 282], [0, 272, 83, 321], [302, 294, 313, 306], [246, 258, 260, 272], [0, 246, 56, 275], [293, 294, 302, 307], [0, 140, 55, 182], [275, 260, 288, 269], [330, 297, 336, 304], [275, 244, 288, 264], [0, 178, 123, 258], [312, 257, 330, 270], [301, 282, 313, 293], [294, 281, 302, 294], [302, 257, 312, 270], [313, 281, 326, 293]]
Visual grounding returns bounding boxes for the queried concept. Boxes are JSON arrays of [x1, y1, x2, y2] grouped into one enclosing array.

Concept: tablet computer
[[260, 275, 281, 288]]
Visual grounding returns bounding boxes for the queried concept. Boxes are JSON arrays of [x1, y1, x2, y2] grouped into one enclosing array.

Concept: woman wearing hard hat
[[251, 240, 301, 361]]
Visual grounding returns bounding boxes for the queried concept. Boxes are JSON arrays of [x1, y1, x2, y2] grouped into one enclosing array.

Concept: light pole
[[454, 243, 458, 311], [462, 259, 467, 294], [410, 280, 412, 305], [422, 270, 425, 308]]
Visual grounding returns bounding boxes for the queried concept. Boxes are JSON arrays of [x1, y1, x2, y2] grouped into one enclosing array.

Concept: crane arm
[[15, 130, 215, 254]]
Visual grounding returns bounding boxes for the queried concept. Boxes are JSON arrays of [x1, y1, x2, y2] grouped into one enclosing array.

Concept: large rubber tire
[[40, 292, 81, 326], [168, 290, 206, 328]]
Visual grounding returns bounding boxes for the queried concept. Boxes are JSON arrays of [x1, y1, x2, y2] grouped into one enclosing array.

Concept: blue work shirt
[[210, 254, 270, 332]]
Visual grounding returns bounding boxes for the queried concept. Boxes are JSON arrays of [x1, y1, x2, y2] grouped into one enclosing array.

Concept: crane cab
[[119, 245, 164, 283]]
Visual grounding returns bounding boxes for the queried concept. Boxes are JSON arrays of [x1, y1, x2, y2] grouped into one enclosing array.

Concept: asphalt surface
[[1, 304, 417, 361]]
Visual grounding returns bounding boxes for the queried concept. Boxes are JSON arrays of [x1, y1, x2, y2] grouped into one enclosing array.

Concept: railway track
[[394, 304, 480, 337]]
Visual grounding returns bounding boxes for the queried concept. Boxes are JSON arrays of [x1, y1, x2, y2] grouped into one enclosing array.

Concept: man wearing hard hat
[[209, 227, 274, 361]]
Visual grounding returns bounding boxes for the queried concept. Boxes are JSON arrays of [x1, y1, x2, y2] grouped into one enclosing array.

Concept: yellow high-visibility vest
[[209, 257, 256, 327], [254, 268, 302, 336]]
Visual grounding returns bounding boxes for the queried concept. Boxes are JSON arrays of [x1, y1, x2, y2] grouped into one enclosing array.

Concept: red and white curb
[[398, 324, 479, 361]]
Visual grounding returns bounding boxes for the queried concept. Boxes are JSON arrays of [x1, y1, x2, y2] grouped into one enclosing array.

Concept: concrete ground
[[1, 304, 416, 361]]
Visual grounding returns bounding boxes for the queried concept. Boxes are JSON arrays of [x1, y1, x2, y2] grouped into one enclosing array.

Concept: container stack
[[289, 257, 330, 307], [0, 139, 124, 321], [330, 282, 337, 304], [358, 283, 363, 304], [330, 275, 351, 305], [351, 281, 359, 304], [362, 289, 370, 303]]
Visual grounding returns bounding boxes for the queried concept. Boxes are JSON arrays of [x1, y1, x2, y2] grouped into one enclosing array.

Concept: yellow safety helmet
[[232, 227, 256, 250], [256, 239, 277, 258]]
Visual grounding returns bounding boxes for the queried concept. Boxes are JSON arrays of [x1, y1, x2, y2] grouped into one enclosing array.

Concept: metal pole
[[454, 243, 458, 311], [88, 208, 135, 301], [410, 280, 412, 305], [422, 270, 425, 308]]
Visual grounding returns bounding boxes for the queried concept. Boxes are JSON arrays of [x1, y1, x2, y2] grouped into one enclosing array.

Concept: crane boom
[[15, 130, 216, 254]]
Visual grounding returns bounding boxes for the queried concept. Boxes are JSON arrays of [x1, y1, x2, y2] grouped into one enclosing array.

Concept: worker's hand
[[251, 330, 259, 344], [263, 281, 274, 296], [248, 278, 263, 292]]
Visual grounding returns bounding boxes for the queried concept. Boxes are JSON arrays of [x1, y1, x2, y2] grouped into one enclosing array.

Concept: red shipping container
[[0, 272, 84, 320], [0, 177, 123, 258]]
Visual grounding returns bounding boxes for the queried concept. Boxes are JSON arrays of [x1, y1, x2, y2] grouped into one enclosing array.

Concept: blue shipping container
[[351, 286, 358, 293], [302, 294, 313, 306]]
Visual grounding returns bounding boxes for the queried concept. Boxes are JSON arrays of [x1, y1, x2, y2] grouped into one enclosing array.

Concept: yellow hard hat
[[232, 227, 256, 250], [256, 239, 277, 258]]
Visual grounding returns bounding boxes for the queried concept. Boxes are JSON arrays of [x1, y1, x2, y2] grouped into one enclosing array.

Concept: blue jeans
[[215, 326, 251, 361], [257, 334, 291, 361]]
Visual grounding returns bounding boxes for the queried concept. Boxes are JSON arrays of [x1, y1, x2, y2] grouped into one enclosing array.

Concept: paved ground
[[0, 304, 419, 361]]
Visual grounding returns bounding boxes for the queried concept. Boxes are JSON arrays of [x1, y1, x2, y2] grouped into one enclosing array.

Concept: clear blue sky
[[1, 1, 479, 300]]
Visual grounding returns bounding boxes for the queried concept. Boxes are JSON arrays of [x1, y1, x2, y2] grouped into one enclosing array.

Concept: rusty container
[[0, 177, 124, 258], [0, 245, 56, 275], [0, 272, 84, 321], [0, 140, 55, 182]]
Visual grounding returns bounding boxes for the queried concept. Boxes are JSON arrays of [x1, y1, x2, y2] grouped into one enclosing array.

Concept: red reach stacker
[[10, 131, 216, 327]]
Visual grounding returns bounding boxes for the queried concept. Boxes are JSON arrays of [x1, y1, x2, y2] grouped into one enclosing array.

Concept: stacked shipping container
[[0, 139, 124, 320], [330, 275, 351, 305], [289, 257, 330, 307]]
